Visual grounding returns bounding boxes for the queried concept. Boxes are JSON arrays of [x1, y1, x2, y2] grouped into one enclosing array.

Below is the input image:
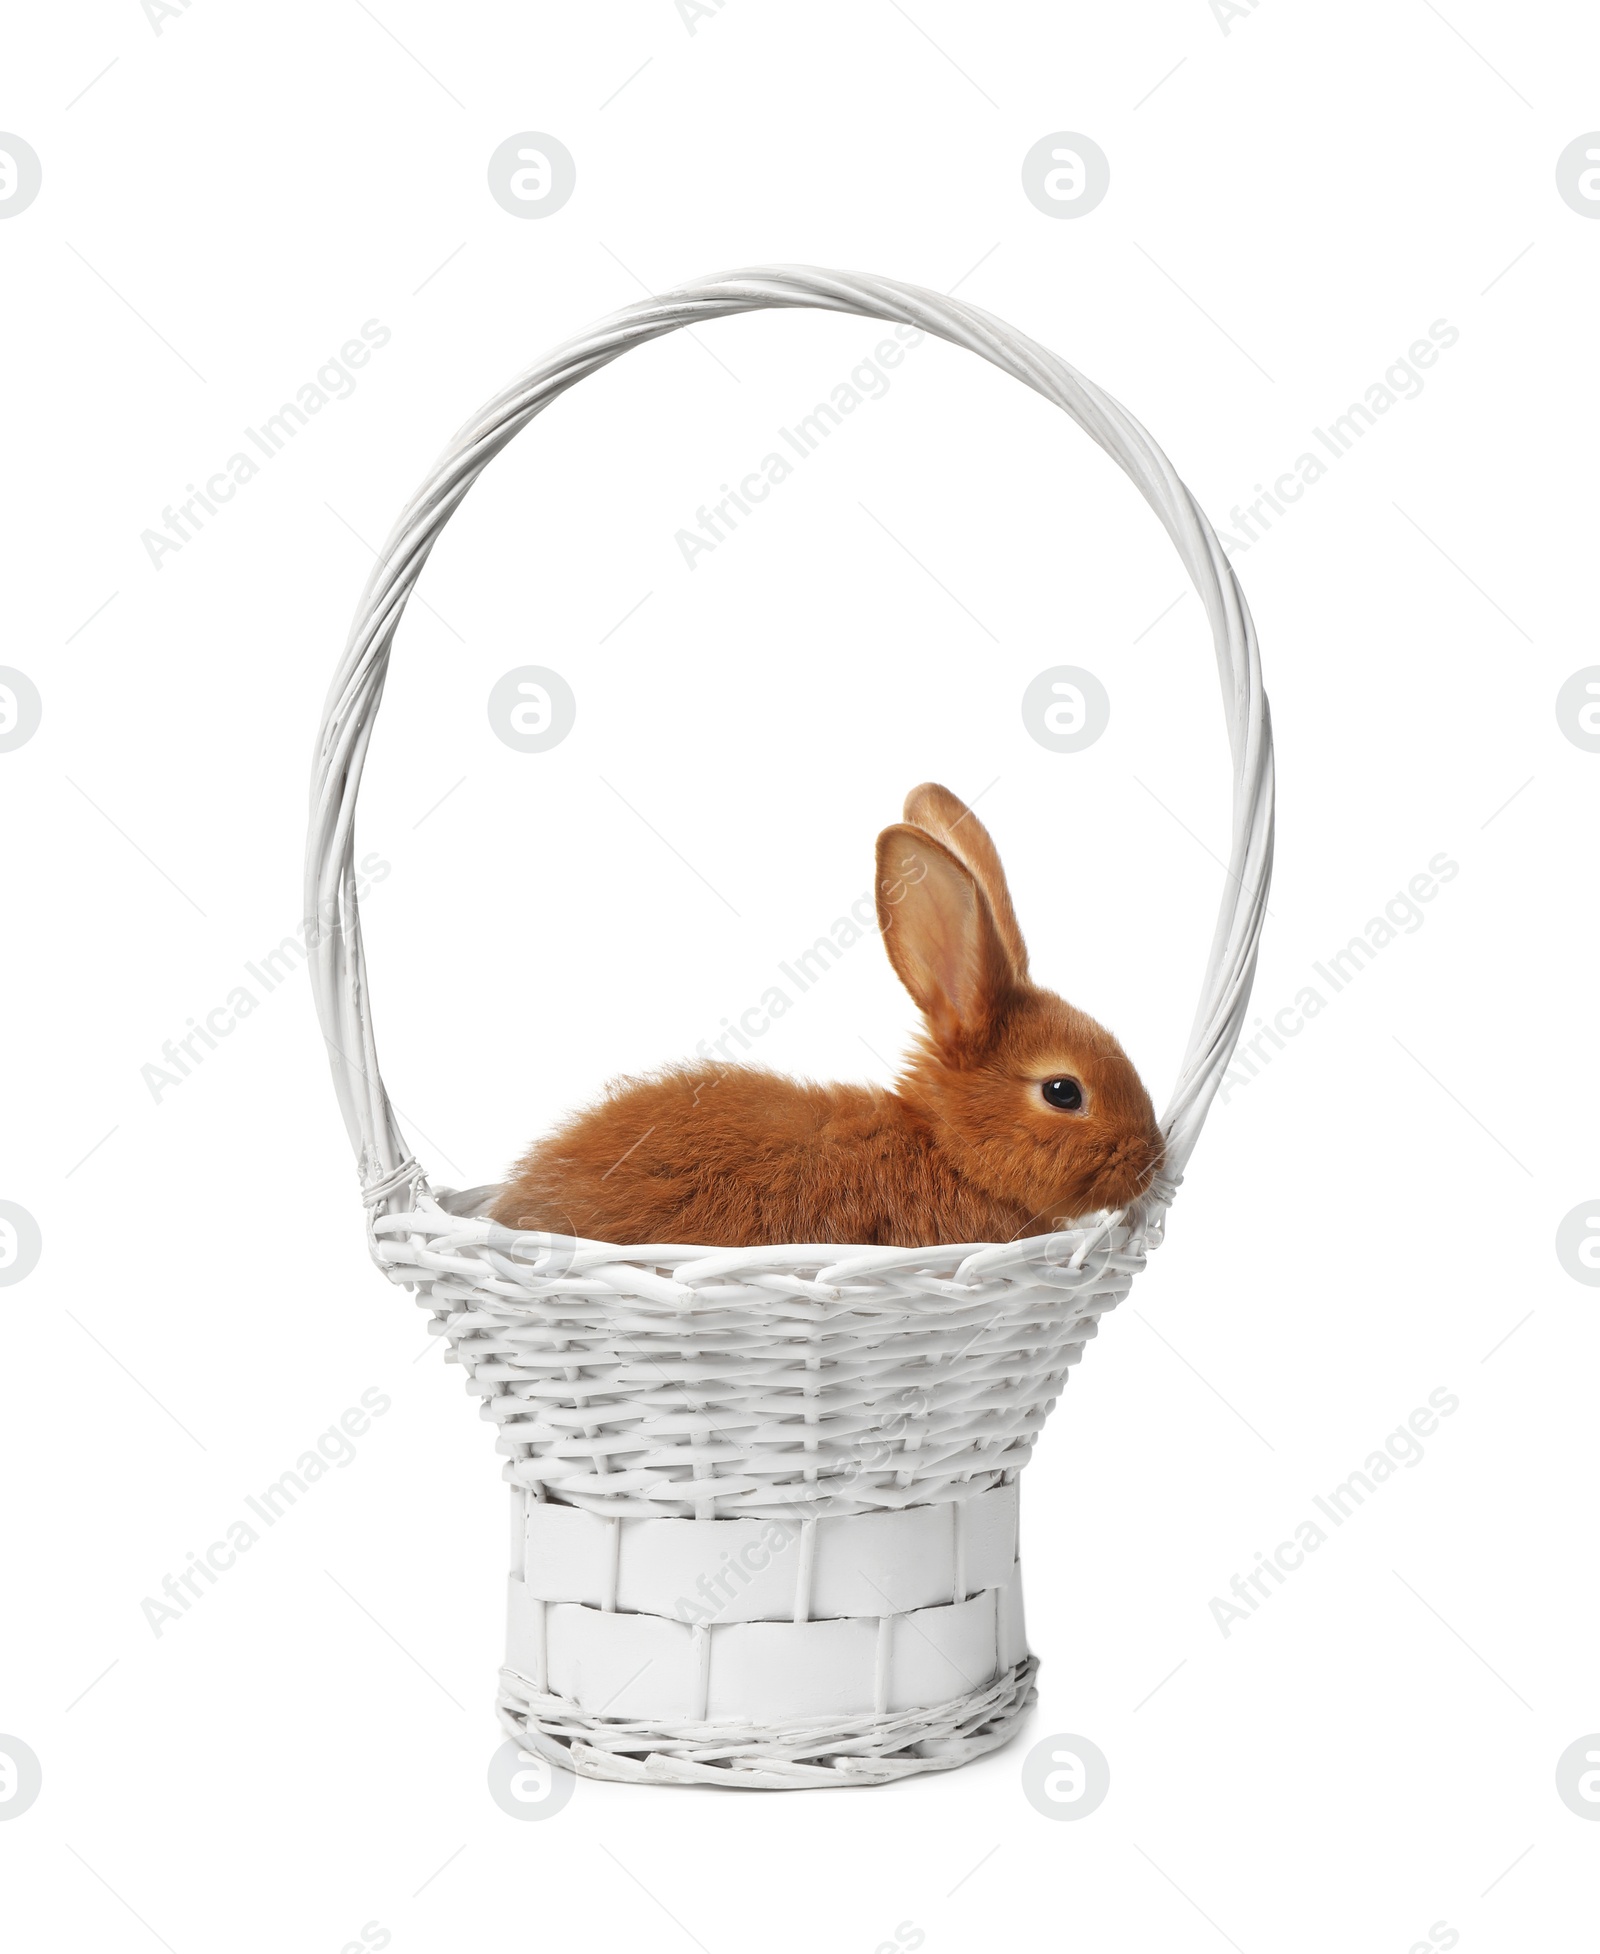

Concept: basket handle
[[306, 265, 1274, 1215]]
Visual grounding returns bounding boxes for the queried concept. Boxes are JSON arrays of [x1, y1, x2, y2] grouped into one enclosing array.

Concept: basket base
[[495, 1654, 1038, 1790]]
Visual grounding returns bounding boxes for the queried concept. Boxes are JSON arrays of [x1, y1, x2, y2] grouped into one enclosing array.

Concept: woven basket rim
[[373, 1195, 1161, 1325], [408, 1177, 1167, 1251]]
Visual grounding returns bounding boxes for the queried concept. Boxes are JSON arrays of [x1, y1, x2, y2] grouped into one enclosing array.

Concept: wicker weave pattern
[[506, 1562, 1026, 1718], [513, 1478, 1021, 1617], [375, 1201, 1160, 1520]]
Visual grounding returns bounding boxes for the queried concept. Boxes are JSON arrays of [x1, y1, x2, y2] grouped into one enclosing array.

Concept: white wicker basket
[[305, 266, 1274, 1790]]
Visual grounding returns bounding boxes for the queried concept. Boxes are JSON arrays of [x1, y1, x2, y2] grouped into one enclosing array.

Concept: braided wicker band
[[498, 1659, 1041, 1790], [309, 266, 1275, 1789]]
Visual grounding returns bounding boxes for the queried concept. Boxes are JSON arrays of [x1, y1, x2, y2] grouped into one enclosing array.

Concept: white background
[[3, 2, 1597, 1948]]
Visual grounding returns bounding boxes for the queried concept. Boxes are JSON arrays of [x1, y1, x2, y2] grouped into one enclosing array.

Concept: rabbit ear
[[875, 824, 1018, 1052], [902, 783, 1028, 977]]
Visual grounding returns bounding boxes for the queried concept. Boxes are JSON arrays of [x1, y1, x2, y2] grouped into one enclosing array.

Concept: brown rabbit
[[490, 785, 1164, 1248]]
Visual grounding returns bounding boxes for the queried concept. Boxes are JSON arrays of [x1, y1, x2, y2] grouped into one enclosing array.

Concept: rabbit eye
[[1041, 1076, 1084, 1112]]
